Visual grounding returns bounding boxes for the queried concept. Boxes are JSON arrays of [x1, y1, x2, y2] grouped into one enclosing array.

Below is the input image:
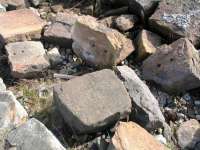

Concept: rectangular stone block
[[0, 9, 45, 44]]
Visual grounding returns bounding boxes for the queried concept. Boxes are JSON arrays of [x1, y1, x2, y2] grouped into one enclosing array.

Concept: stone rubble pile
[[0, 0, 200, 150]]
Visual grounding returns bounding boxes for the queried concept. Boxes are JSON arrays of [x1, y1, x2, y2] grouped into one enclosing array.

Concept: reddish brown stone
[[110, 122, 168, 150], [0, 9, 45, 43]]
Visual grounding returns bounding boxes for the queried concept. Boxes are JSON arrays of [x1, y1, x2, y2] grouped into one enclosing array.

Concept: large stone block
[[6, 41, 50, 78], [54, 69, 132, 134], [142, 38, 200, 93], [117, 66, 165, 131], [149, 0, 200, 46], [72, 15, 134, 67], [0, 9, 45, 44]]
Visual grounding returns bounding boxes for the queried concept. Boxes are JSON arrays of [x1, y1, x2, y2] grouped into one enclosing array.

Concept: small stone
[[51, 4, 64, 13], [30, 0, 42, 7], [0, 9, 45, 44], [176, 119, 200, 149], [6, 41, 50, 78], [47, 47, 62, 67], [154, 134, 167, 145], [54, 69, 132, 134], [72, 15, 135, 67], [109, 122, 168, 150], [98, 16, 116, 28], [142, 38, 200, 93], [115, 14, 138, 31], [117, 65, 165, 131], [136, 29, 163, 61], [6, 118, 66, 150]]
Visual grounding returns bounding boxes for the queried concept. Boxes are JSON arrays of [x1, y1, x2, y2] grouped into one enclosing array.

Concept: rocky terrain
[[0, 0, 200, 149]]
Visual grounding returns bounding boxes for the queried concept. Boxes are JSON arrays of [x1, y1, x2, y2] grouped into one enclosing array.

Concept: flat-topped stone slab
[[0, 9, 45, 44], [6, 41, 50, 78]]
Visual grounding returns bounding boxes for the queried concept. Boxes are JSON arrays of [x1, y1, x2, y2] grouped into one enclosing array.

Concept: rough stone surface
[[44, 12, 79, 48], [117, 66, 165, 131], [136, 29, 163, 61], [98, 16, 116, 28], [0, 0, 29, 10], [6, 118, 66, 150], [0, 9, 45, 44], [115, 14, 138, 31], [47, 47, 62, 67], [54, 69, 132, 134], [109, 122, 168, 150], [72, 15, 135, 67], [176, 119, 200, 149], [149, 0, 200, 46], [0, 91, 28, 128], [142, 38, 200, 93], [44, 23, 72, 48], [6, 41, 50, 78]]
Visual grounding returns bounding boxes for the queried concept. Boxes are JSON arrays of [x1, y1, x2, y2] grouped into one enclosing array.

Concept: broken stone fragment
[[0, 91, 28, 128], [43, 12, 79, 48], [108, 122, 168, 150], [149, 0, 200, 46], [136, 29, 163, 61], [6, 118, 66, 150], [0, 9, 45, 44], [116, 66, 165, 131], [98, 16, 116, 28], [53, 69, 132, 134], [176, 119, 200, 149], [142, 38, 200, 93], [115, 14, 138, 32], [6, 41, 50, 78], [72, 15, 135, 67]]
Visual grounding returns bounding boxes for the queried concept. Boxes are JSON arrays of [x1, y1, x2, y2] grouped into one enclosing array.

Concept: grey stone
[[142, 38, 200, 93], [0, 91, 28, 128], [149, 0, 200, 46], [176, 119, 200, 149], [44, 12, 79, 48], [44, 23, 72, 48], [6, 118, 66, 150], [53, 69, 132, 134], [115, 14, 138, 31], [47, 47, 62, 67], [72, 15, 135, 67], [116, 65, 165, 131], [30, 0, 43, 7], [6, 41, 50, 78]]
